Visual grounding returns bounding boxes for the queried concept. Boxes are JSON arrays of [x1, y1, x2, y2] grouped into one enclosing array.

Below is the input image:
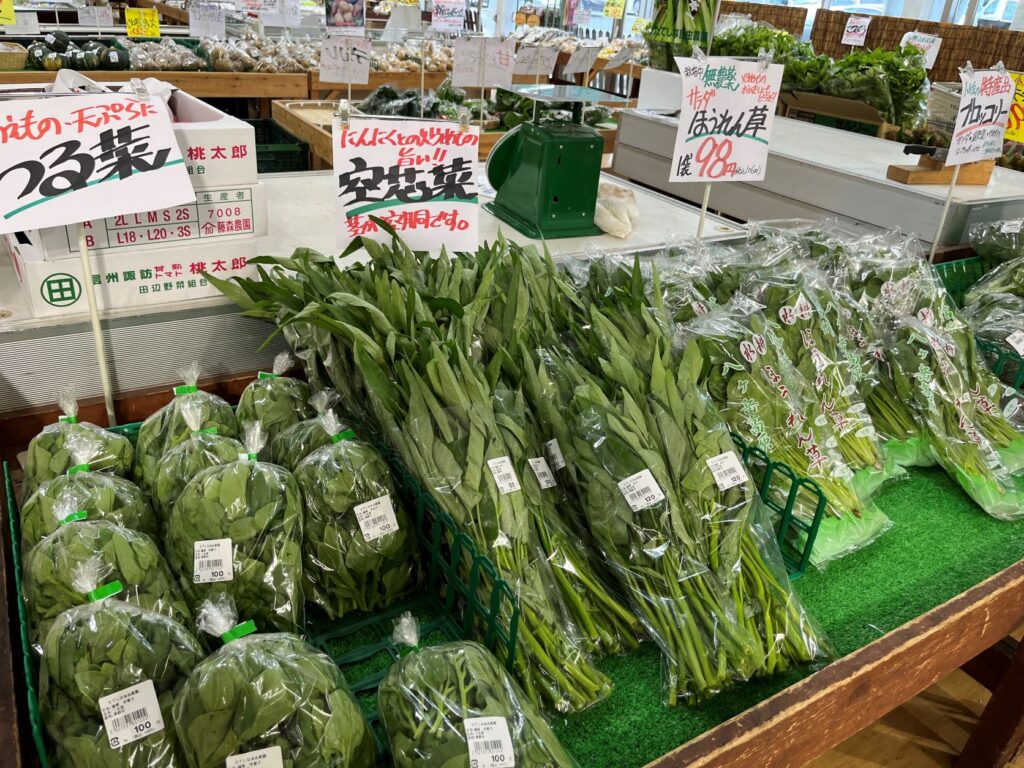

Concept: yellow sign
[[125, 7, 160, 38], [603, 0, 624, 18], [630, 18, 650, 33], [1006, 72, 1024, 144], [0, 0, 16, 26]]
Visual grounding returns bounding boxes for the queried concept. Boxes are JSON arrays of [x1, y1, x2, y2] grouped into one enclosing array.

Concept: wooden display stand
[[887, 155, 996, 185]]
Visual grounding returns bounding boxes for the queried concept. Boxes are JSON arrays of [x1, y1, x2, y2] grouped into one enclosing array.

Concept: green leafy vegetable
[[235, 352, 314, 459], [969, 220, 1024, 270], [268, 389, 345, 470]]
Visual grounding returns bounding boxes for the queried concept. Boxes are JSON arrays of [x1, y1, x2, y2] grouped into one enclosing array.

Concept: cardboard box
[[6, 232, 257, 318], [33, 182, 268, 260], [779, 92, 894, 138]]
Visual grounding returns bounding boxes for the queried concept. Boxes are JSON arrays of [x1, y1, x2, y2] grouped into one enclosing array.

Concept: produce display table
[[0, 70, 310, 99], [613, 110, 1024, 245]]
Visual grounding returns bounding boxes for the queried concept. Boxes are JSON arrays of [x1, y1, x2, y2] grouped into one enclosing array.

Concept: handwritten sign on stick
[[0, 94, 194, 235], [669, 56, 783, 182], [946, 68, 1013, 166], [319, 36, 371, 84]]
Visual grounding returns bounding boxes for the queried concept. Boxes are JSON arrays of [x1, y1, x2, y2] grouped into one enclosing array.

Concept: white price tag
[[617, 469, 665, 512], [452, 37, 516, 88], [513, 45, 559, 76], [705, 451, 748, 491], [4, 12, 40, 34], [77, 5, 114, 26], [562, 44, 601, 76], [189, 6, 226, 38], [98, 680, 164, 750], [353, 495, 400, 541], [1007, 330, 1024, 355], [544, 438, 566, 470], [319, 36, 371, 84], [193, 538, 232, 584], [226, 747, 284, 768], [464, 716, 516, 768], [527, 457, 557, 489], [488, 457, 522, 494], [1001, 220, 1023, 234], [604, 46, 636, 70]]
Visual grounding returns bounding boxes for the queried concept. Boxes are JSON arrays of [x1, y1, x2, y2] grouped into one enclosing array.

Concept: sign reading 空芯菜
[[0, 95, 193, 236], [332, 118, 479, 251], [670, 57, 783, 183], [946, 68, 1013, 166]]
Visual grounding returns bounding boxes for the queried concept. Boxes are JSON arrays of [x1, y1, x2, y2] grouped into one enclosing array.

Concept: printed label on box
[[99, 680, 164, 750]]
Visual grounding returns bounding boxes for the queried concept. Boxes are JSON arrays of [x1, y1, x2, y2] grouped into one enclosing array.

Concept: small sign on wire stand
[[841, 16, 870, 48]]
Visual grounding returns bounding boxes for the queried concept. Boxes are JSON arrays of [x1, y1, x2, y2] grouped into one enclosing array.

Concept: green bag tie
[[257, 371, 278, 380], [331, 429, 356, 444], [221, 620, 257, 644], [238, 452, 258, 462], [396, 643, 420, 658], [57, 415, 78, 424], [67, 463, 90, 476], [88, 580, 124, 602], [173, 384, 199, 396], [60, 510, 88, 525], [192, 426, 218, 435]]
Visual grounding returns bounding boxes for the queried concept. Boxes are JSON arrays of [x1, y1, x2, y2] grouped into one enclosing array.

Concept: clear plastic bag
[[20, 431, 156, 552], [235, 352, 314, 459], [379, 616, 578, 768], [153, 398, 245, 522], [165, 424, 304, 634], [293, 412, 416, 619], [963, 292, 1024, 386], [964, 255, 1024, 306], [23, 520, 191, 650], [268, 389, 348, 470], [23, 386, 134, 499], [969, 219, 1024, 270], [39, 600, 203, 768], [133, 363, 238, 496], [172, 600, 375, 768]]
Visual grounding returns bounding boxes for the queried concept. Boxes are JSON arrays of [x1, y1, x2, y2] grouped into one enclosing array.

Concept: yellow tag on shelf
[[631, 18, 650, 34], [603, 0, 624, 18], [125, 7, 160, 38], [1005, 71, 1024, 144], [0, 0, 16, 26]]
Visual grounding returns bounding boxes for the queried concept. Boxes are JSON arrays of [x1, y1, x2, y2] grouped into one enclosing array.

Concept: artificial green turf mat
[[551, 467, 1024, 768]]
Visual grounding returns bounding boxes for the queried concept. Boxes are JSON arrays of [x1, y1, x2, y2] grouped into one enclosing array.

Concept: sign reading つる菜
[[946, 67, 1013, 166], [841, 16, 871, 46], [669, 57, 783, 182], [0, 94, 193, 236], [332, 118, 479, 251]]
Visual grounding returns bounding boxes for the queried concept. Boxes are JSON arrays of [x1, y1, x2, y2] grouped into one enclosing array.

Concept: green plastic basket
[[934, 255, 988, 308], [245, 119, 310, 174]]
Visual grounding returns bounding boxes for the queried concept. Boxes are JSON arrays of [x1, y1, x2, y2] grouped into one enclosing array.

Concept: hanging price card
[[669, 56, 783, 183], [431, 0, 466, 31], [78, 5, 114, 27], [125, 7, 160, 37], [0, 0, 14, 26], [900, 31, 941, 70], [333, 117, 479, 251], [512, 44, 559, 76], [319, 36, 371, 84], [4, 11, 40, 33], [452, 37, 516, 88], [0, 94, 194, 236], [946, 67, 1013, 166], [562, 43, 601, 76], [189, 6, 226, 38], [841, 15, 871, 46], [603, 0, 625, 19]]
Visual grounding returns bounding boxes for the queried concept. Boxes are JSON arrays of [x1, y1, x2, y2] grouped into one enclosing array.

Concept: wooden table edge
[[646, 557, 1024, 768]]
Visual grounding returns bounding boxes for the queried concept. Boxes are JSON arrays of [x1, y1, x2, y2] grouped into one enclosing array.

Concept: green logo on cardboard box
[[41, 273, 82, 307]]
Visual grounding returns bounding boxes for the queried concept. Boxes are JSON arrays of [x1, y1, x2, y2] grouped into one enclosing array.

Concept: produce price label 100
[[99, 680, 164, 750], [353, 495, 400, 541], [193, 538, 233, 583], [669, 56, 784, 183], [465, 717, 516, 768]]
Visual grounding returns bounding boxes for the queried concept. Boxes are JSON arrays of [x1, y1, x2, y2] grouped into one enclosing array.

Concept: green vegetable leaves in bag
[[268, 389, 346, 470], [236, 352, 314, 459], [39, 600, 203, 768], [294, 412, 416, 619]]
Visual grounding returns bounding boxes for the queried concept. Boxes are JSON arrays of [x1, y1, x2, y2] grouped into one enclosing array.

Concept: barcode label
[[353, 495, 400, 542], [527, 457, 557, 489], [544, 438, 566, 470], [705, 451, 748, 491], [464, 716, 516, 768], [99, 680, 163, 749], [1002, 220, 1023, 234], [1007, 330, 1024, 355], [617, 469, 665, 512], [193, 538, 232, 584], [487, 457, 521, 494], [226, 746, 284, 768]]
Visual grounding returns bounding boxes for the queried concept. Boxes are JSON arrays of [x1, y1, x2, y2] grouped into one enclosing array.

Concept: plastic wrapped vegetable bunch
[[294, 412, 416, 619], [962, 292, 1024, 387], [964, 255, 1024, 306], [969, 218, 1024, 270], [165, 423, 304, 634], [39, 600, 203, 768], [172, 598, 376, 768], [134, 363, 238, 495], [153, 398, 245, 522], [269, 389, 347, 470], [236, 352, 314, 459], [380, 613, 577, 768], [23, 519, 191, 650], [20, 430, 156, 552], [23, 386, 134, 499]]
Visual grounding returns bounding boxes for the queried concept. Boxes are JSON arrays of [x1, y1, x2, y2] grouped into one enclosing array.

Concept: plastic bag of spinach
[[20, 431, 157, 552], [23, 386, 134, 499], [172, 598, 376, 768], [379, 613, 577, 768], [236, 352, 314, 459], [268, 389, 347, 470], [23, 519, 191, 650], [969, 219, 1024, 270], [293, 412, 416, 619], [133, 363, 238, 496], [39, 600, 203, 768], [165, 423, 304, 634], [965, 255, 1024, 305], [962, 292, 1024, 386], [153, 398, 245, 522]]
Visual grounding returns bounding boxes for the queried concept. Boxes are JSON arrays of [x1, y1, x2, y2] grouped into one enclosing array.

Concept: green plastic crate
[[934, 255, 988, 308], [245, 119, 309, 174]]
